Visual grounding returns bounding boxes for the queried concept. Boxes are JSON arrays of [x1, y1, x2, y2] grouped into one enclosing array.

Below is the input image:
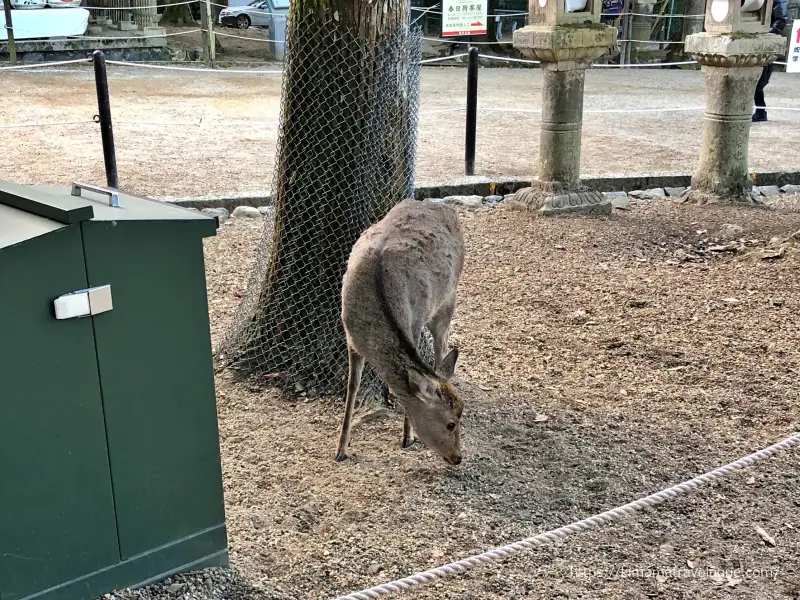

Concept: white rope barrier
[[327, 432, 800, 600], [420, 53, 470, 64], [0, 120, 97, 130], [103, 60, 283, 74], [0, 58, 91, 71], [209, 29, 285, 43]]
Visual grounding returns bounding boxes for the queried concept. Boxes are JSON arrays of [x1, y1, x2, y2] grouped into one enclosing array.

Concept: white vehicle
[[218, 0, 271, 29]]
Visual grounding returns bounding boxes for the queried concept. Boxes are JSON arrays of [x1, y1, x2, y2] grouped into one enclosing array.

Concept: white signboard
[[442, 0, 487, 37], [788, 20, 800, 74]]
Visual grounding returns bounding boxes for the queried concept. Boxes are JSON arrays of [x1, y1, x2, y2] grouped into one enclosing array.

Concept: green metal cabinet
[[0, 181, 228, 600]]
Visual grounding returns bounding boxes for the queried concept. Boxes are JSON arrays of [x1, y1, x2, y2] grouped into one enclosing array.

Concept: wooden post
[[3, 0, 17, 66], [619, 0, 631, 65], [200, 0, 215, 67]]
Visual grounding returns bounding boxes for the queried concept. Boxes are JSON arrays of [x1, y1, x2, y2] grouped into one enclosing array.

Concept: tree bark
[[222, 0, 418, 399]]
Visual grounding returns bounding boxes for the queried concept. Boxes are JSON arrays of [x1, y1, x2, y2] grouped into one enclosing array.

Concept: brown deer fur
[[335, 199, 466, 465]]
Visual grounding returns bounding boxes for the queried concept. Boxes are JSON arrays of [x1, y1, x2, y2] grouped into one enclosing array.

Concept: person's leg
[[753, 65, 772, 122]]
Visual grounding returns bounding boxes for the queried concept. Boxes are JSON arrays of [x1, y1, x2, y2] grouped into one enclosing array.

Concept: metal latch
[[54, 285, 113, 320], [71, 182, 121, 208]]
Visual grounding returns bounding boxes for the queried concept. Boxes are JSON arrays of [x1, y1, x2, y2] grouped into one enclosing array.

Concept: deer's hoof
[[334, 451, 349, 462], [401, 437, 414, 449]]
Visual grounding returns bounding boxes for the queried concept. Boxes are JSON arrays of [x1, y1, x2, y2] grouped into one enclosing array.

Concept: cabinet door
[[81, 220, 226, 560], [0, 226, 120, 600]]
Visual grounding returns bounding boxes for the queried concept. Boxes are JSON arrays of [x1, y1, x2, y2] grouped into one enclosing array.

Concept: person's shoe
[[752, 110, 768, 122]]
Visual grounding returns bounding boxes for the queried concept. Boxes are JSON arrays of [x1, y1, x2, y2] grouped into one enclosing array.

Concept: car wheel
[[237, 14, 251, 29]]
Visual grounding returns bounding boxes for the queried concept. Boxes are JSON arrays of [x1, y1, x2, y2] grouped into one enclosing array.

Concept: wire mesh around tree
[[216, 16, 432, 404]]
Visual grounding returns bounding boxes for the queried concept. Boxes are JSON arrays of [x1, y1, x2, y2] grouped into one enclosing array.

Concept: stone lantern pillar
[[509, 0, 617, 215], [683, 0, 786, 204]]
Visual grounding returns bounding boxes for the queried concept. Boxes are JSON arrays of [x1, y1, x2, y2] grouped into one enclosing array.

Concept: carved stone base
[[510, 183, 612, 216]]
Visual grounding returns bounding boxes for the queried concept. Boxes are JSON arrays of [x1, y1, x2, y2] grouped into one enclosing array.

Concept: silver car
[[218, 0, 270, 29]]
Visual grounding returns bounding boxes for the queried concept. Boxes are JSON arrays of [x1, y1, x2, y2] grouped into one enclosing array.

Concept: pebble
[[664, 186, 687, 197], [568, 309, 589, 324], [232, 206, 263, 218], [716, 223, 743, 240], [367, 562, 382, 575], [483, 195, 504, 205], [503, 193, 517, 202], [610, 195, 631, 210], [780, 184, 800, 194]]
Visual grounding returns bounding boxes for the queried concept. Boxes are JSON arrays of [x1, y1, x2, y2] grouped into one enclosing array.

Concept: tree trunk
[[161, 0, 194, 24], [220, 0, 421, 401]]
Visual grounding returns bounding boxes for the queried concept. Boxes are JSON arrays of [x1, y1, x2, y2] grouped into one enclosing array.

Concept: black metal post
[[92, 50, 119, 190], [465, 46, 479, 176], [2, 0, 17, 65]]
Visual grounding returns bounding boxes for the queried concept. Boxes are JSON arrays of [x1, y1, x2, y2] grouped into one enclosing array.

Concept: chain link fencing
[[217, 14, 435, 405]]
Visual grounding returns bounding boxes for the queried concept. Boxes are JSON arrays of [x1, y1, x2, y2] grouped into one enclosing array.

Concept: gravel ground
[[1, 66, 799, 200], [109, 195, 800, 600]]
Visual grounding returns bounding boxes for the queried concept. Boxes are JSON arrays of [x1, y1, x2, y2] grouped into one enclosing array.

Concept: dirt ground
[[2, 64, 799, 200], [151, 195, 800, 600]]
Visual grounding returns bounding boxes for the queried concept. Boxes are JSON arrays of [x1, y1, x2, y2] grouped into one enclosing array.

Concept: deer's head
[[402, 349, 464, 465]]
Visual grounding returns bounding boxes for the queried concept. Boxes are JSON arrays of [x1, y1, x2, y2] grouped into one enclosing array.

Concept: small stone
[[768, 236, 784, 248], [610, 195, 631, 210], [200, 207, 229, 224], [483, 195, 504, 205], [568, 309, 588, 324], [629, 298, 648, 308], [716, 223, 743, 240], [664, 186, 687, 197], [674, 249, 688, 262], [168, 583, 183, 594], [443, 195, 483, 208], [424, 197, 444, 204], [628, 189, 645, 199], [232, 206, 263, 218], [604, 191, 627, 200], [780, 184, 800, 194], [503, 193, 517, 202], [367, 562, 382, 575], [757, 185, 780, 197], [645, 187, 666, 198]]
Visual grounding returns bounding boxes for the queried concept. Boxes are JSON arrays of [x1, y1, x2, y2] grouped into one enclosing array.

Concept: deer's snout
[[447, 454, 462, 466]]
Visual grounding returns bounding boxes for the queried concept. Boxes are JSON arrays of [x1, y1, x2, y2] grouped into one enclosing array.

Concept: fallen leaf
[[687, 559, 697, 569], [722, 297, 740, 303], [756, 525, 776, 546], [656, 575, 667, 584]]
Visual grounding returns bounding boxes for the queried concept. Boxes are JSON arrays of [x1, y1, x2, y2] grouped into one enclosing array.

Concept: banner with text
[[442, 0, 488, 37], [788, 20, 800, 73]]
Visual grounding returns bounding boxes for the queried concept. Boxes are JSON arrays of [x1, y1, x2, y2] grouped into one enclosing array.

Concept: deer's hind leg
[[335, 345, 365, 462]]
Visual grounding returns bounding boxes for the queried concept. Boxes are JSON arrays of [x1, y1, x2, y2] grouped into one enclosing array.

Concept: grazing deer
[[335, 199, 466, 465]]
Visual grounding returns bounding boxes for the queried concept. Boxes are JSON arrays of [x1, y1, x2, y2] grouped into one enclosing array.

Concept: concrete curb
[[163, 171, 800, 211]]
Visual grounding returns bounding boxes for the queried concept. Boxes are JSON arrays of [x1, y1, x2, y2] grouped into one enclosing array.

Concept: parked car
[[218, 0, 270, 29]]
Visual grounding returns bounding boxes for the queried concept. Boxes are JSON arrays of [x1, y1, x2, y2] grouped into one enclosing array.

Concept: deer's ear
[[407, 368, 429, 397], [439, 348, 459, 380]]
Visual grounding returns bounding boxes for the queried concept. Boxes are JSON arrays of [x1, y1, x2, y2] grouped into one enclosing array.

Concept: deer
[[335, 198, 466, 466]]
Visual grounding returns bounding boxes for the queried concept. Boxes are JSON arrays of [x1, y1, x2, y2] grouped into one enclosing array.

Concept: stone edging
[[164, 171, 800, 212]]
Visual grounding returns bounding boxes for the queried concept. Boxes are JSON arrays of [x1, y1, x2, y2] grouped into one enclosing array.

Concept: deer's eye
[[446, 422, 456, 431]]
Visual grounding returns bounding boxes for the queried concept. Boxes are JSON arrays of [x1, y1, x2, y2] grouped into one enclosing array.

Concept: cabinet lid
[[0, 180, 218, 239]]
